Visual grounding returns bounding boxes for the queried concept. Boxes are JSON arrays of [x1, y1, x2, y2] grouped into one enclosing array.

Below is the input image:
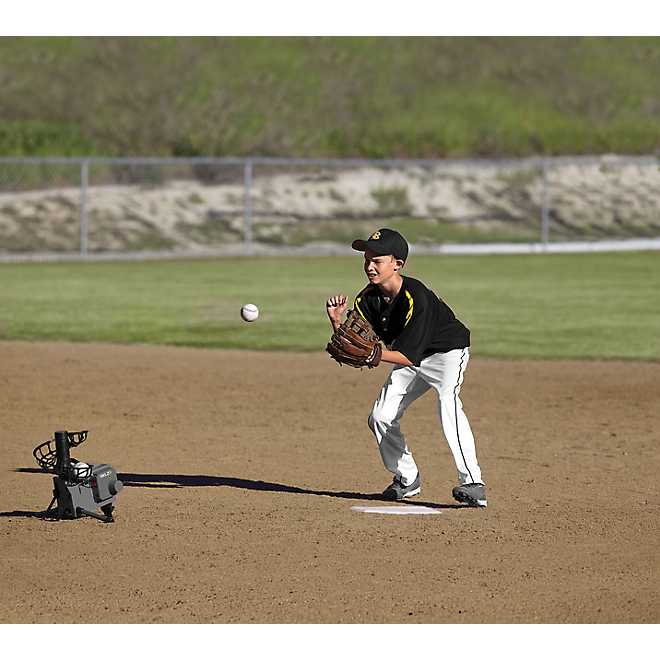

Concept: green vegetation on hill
[[0, 37, 659, 158], [0, 252, 658, 360]]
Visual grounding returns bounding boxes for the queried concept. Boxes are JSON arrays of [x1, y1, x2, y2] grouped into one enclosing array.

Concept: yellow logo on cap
[[370, 231, 381, 240]]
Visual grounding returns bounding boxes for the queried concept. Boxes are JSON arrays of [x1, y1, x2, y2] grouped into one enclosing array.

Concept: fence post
[[80, 159, 89, 256], [243, 159, 253, 256], [540, 158, 550, 247]]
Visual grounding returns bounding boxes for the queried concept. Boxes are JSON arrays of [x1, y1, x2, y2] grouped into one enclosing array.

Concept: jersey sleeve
[[391, 292, 433, 366]]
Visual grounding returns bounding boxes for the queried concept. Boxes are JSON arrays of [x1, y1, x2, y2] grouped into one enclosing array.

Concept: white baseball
[[240, 303, 259, 322]]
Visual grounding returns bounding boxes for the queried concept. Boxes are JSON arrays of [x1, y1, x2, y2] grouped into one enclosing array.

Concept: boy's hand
[[326, 294, 348, 328]]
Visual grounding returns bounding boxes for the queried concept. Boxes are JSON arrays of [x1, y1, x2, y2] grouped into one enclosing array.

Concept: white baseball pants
[[367, 347, 484, 487]]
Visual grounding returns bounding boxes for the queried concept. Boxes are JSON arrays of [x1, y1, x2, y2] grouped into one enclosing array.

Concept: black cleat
[[452, 482, 487, 507], [382, 473, 421, 501]]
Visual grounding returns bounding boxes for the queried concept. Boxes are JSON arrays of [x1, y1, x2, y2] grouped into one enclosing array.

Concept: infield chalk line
[[351, 505, 442, 515]]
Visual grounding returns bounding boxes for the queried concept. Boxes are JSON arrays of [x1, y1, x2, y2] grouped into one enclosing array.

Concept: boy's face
[[363, 250, 404, 285]]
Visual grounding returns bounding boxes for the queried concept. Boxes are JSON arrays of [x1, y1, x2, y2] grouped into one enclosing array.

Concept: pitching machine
[[32, 430, 123, 523]]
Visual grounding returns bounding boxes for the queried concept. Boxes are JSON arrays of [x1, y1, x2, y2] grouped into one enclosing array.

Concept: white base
[[351, 505, 442, 515]]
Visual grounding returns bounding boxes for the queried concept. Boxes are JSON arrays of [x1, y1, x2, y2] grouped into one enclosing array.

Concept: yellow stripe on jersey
[[353, 286, 372, 321], [354, 296, 368, 321], [404, 290, 414, 326]]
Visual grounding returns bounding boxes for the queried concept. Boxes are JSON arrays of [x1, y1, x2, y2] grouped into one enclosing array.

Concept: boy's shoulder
[[401, 275, 432, 296]]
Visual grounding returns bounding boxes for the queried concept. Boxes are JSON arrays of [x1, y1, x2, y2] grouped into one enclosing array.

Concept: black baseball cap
[[351, 228, 409, 262]]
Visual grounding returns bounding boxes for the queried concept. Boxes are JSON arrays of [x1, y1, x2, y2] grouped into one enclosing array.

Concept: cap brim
[[351, 239, 368, 252]]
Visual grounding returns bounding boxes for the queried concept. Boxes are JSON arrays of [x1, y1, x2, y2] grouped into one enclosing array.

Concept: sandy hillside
[[1, 159, 659, 252]]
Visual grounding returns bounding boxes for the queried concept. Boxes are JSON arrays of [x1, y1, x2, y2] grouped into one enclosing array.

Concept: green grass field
[[0, 252, 658, 360]]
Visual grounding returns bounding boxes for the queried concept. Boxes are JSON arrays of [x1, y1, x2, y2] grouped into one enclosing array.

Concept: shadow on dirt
[[0, 509, 57, 519], [117, 472, 464, 509], [8, 468, 466, 510]]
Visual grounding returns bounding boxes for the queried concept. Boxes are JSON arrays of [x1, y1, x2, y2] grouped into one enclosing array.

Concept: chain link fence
[[0, 156, 659, 258]]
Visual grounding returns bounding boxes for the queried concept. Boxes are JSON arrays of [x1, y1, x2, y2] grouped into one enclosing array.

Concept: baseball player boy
[[325, 228, 487, 506]]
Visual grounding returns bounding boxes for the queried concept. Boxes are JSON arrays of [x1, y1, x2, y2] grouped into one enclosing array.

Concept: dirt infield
[[1, 341, 658, 623]]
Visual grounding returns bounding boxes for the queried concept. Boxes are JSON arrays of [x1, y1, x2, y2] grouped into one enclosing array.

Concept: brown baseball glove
[[326, 309, 382, 368]]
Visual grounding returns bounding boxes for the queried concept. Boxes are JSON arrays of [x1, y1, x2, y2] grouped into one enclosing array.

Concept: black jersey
[[353, 276, 470, 366]]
